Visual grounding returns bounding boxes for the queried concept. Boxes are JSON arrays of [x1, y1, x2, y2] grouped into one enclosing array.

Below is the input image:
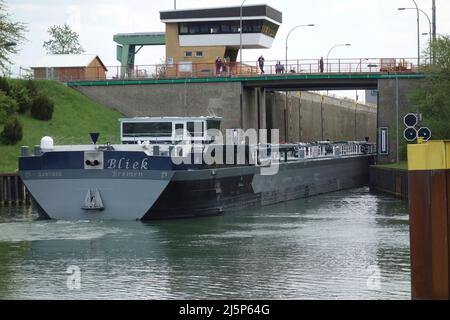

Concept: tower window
[[179, 23, 188, 34], [195, 51, 203, 58], [184, 51, 193, 57]]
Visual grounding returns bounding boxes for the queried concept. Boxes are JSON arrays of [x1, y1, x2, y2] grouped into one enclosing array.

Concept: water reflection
[[0, 188, 410, 299]]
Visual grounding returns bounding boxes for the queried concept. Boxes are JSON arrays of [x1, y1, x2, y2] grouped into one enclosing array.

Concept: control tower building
[[160, 4, 282, 76]]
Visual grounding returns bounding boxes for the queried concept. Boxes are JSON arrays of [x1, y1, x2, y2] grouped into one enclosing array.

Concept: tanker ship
[[18, 116, 376, 221]]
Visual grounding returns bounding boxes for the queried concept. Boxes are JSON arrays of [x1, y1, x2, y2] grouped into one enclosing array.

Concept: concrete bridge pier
[[242, 87, 268, 141]]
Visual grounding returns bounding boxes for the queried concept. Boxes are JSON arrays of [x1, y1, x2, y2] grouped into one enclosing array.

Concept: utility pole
[[174, 0, 176, 10], [411, 0, 420, 67], [240, 0, 247, 74], [432, 0, 436, 40]]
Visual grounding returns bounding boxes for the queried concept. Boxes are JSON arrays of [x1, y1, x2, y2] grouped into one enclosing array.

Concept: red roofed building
[[31, 54, 108, 81]]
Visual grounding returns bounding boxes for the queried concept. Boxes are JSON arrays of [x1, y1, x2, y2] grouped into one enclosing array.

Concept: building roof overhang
[[113, 32, 166, 46], [160, 4, 282, 24]]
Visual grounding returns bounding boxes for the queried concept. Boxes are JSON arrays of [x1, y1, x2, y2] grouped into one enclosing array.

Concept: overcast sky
[[6, 0, 450, 78]]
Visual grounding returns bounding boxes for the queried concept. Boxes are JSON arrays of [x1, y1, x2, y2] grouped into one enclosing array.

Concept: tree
[[43, 24, 84, 54], [0, 90, 17, 124], [0, 0, 27, 73], [0, 76, 10, 94], [25, 79, 39, 98], [10, 84, 31, 114], [1, 116, 22, 145], [30, 94, 54, 121], [410, 35, 450, 139]]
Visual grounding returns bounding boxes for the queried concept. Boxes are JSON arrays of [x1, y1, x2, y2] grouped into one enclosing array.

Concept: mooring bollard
[[408, 140, 450, 300]]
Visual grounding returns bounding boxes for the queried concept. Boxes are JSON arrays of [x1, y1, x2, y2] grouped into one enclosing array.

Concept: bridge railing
[[41, 57, 421, 82]]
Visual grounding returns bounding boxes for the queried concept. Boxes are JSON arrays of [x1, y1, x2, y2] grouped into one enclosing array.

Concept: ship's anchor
[[81, 188, 105, 211]]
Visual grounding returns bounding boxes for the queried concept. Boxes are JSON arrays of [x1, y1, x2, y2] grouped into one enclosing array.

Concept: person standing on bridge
[[319, 57, 324, 73], [275, 61, 282, 74], [258, 55, 265, 74], [215, 57, 222, 76]]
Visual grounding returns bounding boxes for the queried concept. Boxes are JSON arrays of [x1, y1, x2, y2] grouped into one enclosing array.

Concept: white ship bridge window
[[122, 122, 172, 138], [207, 119, 221, 131], [187, 121, 204, 137]]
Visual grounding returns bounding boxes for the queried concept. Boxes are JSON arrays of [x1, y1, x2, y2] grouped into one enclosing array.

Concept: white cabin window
[[207, 120, 221, 130], [187, 122, 204, 137], [122, 122, 172, 137]]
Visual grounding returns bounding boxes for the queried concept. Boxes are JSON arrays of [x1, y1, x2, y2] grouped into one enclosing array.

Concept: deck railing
[[33, 57, 423, 82]]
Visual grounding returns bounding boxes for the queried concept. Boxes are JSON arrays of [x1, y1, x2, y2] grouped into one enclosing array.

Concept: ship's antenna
[[207, 107, 217, 117]]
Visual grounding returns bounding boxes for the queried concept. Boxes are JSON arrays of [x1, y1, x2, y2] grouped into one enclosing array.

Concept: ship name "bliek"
[[106, 158, 149, 170]]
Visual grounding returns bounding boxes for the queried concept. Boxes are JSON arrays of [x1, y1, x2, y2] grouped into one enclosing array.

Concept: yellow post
[[408, 140, 449, 171], [408, 140, 450, 300]]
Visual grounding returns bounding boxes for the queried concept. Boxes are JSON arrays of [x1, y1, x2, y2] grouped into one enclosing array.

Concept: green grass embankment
[[373, 161, 408, 170], [0, 80, 122, 173]]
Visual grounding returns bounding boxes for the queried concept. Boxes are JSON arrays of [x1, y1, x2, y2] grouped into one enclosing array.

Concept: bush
[[26, 80, 39, 98], [10, 84, 31, 114], [0, 91, 18, 124], [0, 117, 23, 145], [0, 77, 11, 95], [30, 94, 54, 121]]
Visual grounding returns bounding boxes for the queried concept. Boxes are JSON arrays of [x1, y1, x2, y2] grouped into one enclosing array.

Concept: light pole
[[283, 24, 314, 144], [399, 7, 432, 64], [356, 58, 369, 73], [398, 1, 420, 67], [355, 58, 369, 107], [285, 24, 314, 74], [239, 0, 247, 74], [326, 44, 351, 72], [432, 0, 436, 41]]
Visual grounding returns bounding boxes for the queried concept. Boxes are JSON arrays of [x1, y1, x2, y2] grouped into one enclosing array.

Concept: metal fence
[[32, 57, 422, 82], [0, 173, 30, 206]]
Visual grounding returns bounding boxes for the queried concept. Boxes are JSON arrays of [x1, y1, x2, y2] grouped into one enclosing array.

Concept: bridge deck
[[67, 72, 425, 90]]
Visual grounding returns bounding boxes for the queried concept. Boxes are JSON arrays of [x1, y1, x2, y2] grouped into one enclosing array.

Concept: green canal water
[[0, 187, 410, 300]]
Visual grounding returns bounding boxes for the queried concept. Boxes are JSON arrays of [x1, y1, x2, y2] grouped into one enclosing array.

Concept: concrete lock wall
[[77, 82, 243, 132], [377, 78, 423, 164], [77, 83, 377, 143], [266, 91, 377, 143]]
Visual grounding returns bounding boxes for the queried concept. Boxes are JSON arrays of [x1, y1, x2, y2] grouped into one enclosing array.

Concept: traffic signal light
[[417, 127, 431, 141], [403, 113, 431, 142], [404, 127, 418, 142], [404, 113, 418, 127]]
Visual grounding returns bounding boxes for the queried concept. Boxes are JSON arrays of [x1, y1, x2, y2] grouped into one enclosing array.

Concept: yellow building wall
[[86, 58, 106, 80], [165, 23, 227, 77]]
